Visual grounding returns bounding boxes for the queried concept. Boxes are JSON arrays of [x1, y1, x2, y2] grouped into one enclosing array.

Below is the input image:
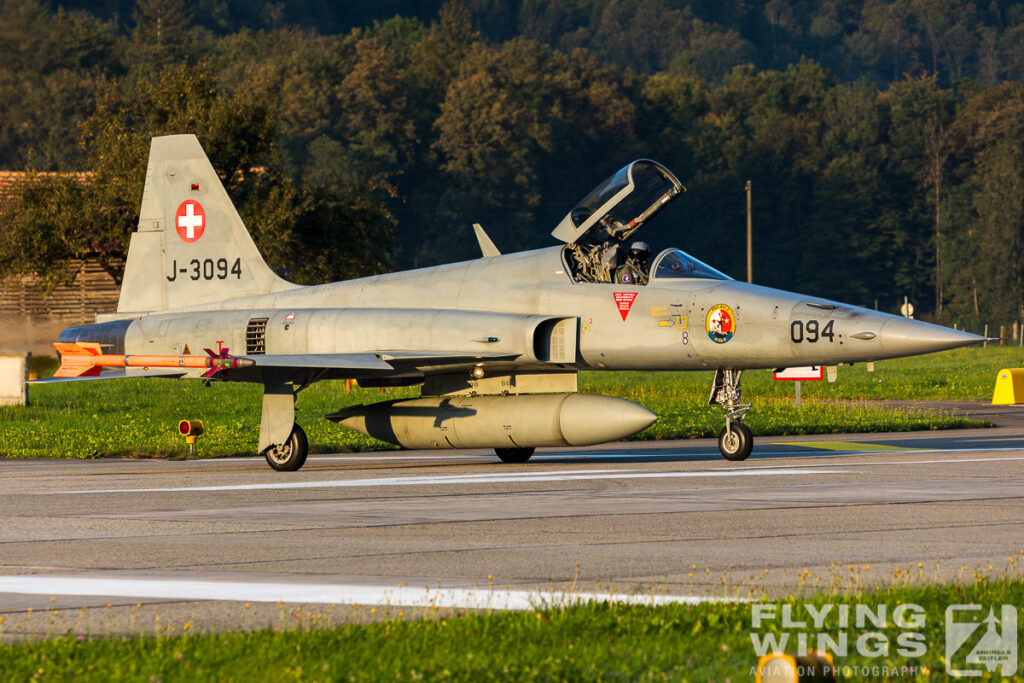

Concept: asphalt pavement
[[2, 404, 1024, 638]]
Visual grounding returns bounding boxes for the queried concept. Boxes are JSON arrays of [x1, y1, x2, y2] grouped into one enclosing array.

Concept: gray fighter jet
[[49, 135, 983, 470]]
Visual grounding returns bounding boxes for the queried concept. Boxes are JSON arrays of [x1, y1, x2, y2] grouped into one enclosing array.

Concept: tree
[[0, 172, 94, 292], [943, 83, 1024, 328], [430, 37, 558, 259], [0, 0, 120, 168], [884, 75, 957, 319], [0, 63, 395, 288], [409, 1, 483, 103], [429, 38, 640, 264], [127, 0, 201, 69], [336, 37, 419, 176], [763, 0, 799, 68]]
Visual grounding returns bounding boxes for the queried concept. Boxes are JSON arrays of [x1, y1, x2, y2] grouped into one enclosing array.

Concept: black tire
[[718, 423, 753, 461], [495, 447, 535, 463], [264, 424, 309, 472]]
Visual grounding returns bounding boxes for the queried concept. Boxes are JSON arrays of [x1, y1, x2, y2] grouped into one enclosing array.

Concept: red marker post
[[773, 366, 823, 408]]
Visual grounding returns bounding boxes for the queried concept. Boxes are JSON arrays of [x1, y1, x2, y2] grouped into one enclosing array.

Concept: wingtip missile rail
[[52, 342, 255, 379]]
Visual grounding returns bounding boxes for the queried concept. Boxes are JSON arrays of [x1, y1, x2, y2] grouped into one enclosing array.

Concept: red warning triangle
[[613, 292, 638, 321]]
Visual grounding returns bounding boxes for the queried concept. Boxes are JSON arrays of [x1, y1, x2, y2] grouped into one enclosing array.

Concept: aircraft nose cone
[[878, 317, 985, 357]]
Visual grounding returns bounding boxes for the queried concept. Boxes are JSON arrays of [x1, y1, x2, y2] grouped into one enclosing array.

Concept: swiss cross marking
[[175, 200, 206, 242], [613, 292, 638, 321]]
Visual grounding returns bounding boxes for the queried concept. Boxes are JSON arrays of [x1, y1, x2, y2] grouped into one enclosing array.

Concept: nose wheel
[[709, 369, 753, 461], [718, 422, 752, 461]]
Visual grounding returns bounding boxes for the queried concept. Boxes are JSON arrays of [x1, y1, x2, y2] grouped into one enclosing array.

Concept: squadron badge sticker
[[706, 304, 735, 343]]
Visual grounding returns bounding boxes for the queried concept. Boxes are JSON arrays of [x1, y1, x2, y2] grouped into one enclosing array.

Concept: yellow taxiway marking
[[773, 441, 922, 452]]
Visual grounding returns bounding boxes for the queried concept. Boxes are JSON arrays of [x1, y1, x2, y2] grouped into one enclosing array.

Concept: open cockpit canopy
[[552, 160, 684, 245], [558, 160, 729, 285]]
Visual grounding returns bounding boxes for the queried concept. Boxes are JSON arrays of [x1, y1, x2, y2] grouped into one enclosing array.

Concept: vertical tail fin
[[116, 134, 293, 313]]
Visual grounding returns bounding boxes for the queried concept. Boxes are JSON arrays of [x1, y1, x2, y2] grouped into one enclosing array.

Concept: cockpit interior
[[552, 160, 730, 285]]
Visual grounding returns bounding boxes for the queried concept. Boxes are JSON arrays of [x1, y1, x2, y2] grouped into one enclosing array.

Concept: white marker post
[[773, 366, 824, 408]]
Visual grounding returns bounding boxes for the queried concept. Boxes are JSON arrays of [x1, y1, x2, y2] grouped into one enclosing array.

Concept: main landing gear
[[264, 424, 308, 471], [709, 369, 753, 461], [258, 372, 311, 471]]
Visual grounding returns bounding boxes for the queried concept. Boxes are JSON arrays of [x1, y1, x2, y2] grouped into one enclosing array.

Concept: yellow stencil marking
[[773, 441, 922, 452], [651, 307, 687, 329]]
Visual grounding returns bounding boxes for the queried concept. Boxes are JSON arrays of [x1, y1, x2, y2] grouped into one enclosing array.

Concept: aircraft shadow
[[529, 431, 1024, 465]]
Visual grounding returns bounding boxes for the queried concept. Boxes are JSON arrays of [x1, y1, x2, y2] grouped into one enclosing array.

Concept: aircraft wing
[[247, 350, 521, 379], [251, 354, 394, 371], [251, 351, 518, 371], [40, 345, 523, 383], [375, 350, 520, 364]]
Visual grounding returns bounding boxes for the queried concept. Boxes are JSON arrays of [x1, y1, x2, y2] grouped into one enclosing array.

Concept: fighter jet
[[48, 135, 983, 470]]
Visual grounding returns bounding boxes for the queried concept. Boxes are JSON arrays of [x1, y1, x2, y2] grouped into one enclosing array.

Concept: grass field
[[1, 345, 1013, 460], [2, 574, 1021, 681], [584, 344, 1024, 402]]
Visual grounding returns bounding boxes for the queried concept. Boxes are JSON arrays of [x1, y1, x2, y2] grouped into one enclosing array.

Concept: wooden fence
[[0, 258, 119, 324], [0, 258, 120, 354]]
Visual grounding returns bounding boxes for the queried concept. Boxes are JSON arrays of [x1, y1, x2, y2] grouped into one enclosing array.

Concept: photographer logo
[[945, 605, 1017, 677]]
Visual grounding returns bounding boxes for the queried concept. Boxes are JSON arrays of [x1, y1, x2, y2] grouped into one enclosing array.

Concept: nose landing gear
[[709, 369, 753, 461]]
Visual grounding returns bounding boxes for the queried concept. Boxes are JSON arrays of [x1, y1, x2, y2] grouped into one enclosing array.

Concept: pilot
[[615, 241, 650, 285], [628, 241, 650, 272]]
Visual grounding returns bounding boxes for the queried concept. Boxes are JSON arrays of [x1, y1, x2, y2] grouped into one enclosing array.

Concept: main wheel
[[718, 423, 752, 461], [264, 424, 309, 472], [495, 447, 535, 463]]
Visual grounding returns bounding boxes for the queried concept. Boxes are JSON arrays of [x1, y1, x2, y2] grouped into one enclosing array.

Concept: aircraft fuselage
[[71, 245, 971, 377]]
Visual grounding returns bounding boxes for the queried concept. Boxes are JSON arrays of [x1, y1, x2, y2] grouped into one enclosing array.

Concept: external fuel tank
[[328, 393, 657, 450]]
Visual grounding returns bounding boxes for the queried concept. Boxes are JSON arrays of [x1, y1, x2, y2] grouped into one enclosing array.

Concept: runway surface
[[3, 415, 1024, 637]]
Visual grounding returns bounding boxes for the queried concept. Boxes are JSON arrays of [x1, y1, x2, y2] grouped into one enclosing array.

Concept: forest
[[1, 0, 1023, 330]]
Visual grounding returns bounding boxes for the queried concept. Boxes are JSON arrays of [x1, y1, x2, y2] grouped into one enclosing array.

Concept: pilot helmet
[[628, 241, 651, 262]]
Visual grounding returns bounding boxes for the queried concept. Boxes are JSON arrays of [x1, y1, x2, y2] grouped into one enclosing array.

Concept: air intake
[[532, 317, 578, 363]]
